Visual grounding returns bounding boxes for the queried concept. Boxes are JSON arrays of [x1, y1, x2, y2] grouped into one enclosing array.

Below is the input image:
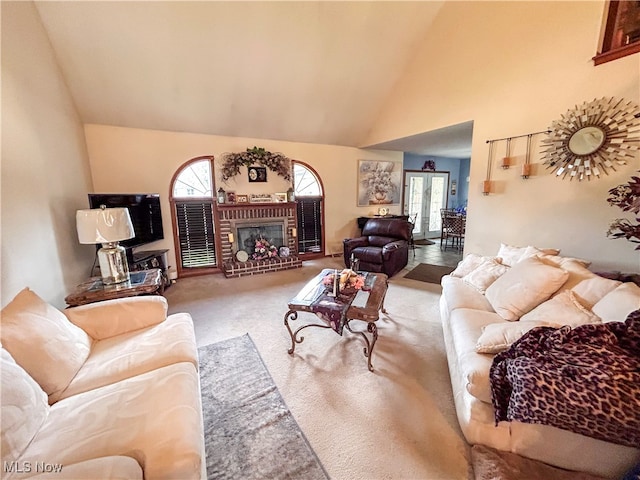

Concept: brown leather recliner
[[343, 218, 412, 277]]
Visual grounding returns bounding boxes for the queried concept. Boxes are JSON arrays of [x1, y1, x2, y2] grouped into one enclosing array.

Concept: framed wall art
[[226, 191, 237, 203], [357, 160, 401, 207], [249, 193, 273, 203], [274, 192, 288, 202], [248, 166, 267, 182], [236, 194, 249, 203]]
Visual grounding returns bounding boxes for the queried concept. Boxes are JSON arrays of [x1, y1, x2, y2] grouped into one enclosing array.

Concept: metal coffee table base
[[284, 309, 381, 372]]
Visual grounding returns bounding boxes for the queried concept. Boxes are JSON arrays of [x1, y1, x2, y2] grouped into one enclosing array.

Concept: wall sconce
[[482, 180, 491, 196], [451, 180, 457, 195], [501, 138, 511, 169]]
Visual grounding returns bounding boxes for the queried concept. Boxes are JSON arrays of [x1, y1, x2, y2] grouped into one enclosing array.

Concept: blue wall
[[403, 153, 470, 209]]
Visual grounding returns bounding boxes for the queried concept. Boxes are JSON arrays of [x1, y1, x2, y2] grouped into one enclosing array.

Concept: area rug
[[414, 238, 435, 245], [403, 262, 454, 284], [198, 334, 329, 480], [471, 445, 609, 480]]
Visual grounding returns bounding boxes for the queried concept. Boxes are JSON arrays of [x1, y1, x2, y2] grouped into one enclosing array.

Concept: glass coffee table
[[284, 268, 388, 372]]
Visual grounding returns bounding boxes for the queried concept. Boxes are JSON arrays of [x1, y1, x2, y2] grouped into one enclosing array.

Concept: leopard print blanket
[[490, 309, 640, 448]]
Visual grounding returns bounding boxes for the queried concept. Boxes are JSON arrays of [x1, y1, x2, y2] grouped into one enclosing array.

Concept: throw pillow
[[462, 259, 509, 294], [538, 253, 592, 269], [0, 288, 92, 401], [485, 257, 569, 321], [548, 260, 621, 309], [497, 243, 560, 267], [450, 253, 496, 278], [592, 282, 640, 323], [1, 348, 49, 462], [476, 321, 556, 354], [520, 290, 601, 327]]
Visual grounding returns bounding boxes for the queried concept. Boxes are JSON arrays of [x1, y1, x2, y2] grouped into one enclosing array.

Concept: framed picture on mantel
[[249, 193, 273, 203]]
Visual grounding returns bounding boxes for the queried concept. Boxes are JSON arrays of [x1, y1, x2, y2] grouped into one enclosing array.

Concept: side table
[[65, 269, 164, 307]]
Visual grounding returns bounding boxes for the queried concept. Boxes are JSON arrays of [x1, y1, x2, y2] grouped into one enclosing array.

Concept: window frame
[[169, 156, 221, 277], [293, 161, 325, 259], [593, 0, 640, 65]]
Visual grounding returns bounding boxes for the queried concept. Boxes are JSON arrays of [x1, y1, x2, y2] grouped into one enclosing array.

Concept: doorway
[[403, 171, 449, 240]]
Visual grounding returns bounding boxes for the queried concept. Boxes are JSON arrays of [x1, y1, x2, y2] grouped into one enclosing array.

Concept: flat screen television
[[88, 193, 164, 251]]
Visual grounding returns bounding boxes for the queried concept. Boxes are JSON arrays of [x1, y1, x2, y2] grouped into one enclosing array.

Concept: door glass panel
[[429, 177, 445, 231], [408, 177, 424, 236]]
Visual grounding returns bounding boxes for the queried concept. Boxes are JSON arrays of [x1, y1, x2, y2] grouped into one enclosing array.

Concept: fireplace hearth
[[217, 202, 302, 278]]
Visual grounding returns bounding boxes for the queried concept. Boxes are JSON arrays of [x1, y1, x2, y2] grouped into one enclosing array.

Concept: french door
[[403, 171, 449, 240]]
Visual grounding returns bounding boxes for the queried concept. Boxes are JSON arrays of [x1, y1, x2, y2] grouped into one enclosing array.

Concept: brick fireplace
[[217, 202, 302, 278]]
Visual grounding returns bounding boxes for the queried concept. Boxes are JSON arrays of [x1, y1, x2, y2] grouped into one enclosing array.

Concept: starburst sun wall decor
[[541, 97, 640, 181]]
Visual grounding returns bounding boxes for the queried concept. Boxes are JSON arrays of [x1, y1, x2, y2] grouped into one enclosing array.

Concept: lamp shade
[[76, 207, 135, 244]]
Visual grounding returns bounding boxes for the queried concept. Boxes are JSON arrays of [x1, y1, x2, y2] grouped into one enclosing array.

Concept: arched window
[[170, 157, 218, 276], [293, 162, 324, 257]]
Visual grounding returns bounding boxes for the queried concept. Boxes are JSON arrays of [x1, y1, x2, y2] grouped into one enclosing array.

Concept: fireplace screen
[[236, 223, 285, 256]]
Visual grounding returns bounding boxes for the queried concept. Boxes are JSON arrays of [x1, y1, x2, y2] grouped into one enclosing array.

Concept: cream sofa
[[1, 288, 205, 479], [439, 245, 640, 479]]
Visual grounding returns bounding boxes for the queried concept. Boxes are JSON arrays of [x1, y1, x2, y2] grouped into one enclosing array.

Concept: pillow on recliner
[[0, 288, 92, 401]]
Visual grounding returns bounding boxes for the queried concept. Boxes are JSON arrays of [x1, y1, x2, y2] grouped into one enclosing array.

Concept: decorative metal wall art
[[484, 129, 550, 190], [541, 97, 640, 181]]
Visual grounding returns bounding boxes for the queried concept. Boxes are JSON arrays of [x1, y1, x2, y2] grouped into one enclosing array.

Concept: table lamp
[[76, 206, 135, 285]]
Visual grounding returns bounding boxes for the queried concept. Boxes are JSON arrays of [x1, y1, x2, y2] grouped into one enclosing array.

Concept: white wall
[[366, 1, 640, 271], [1, 2, 94, 308], [84, 125, 402, 274]]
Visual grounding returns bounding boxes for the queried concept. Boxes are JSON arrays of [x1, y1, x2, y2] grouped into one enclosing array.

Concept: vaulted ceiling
[[34, 1, 471, 157]]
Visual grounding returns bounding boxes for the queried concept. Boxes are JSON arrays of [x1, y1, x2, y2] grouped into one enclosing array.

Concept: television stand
[[130, 249, 170, 288]]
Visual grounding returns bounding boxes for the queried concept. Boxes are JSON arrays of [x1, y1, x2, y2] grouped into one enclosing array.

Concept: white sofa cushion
[[19, 363, 203, 480], [592, 282, 640, 323], [1, 348, 50, 464], [547, 259, 621, 309], [485, 257, 569, 321], [497, 243, 560, 267], [56, 312, 198, 401], [0, 288, 92, 401], [476, 321, 556, 354], [520, 289, 601, 327], [450, 254, 501, 278], [449, 308, 504, 403], [441, 275, 495, 313], [462, 259, 509, 293], [63, 296, 169, 340]]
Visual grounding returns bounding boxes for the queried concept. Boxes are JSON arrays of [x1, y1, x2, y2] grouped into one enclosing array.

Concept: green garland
[[220, 146, 292, 182]]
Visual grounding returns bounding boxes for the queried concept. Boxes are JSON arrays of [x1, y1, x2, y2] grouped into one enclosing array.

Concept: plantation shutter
[[297, 196, 322, 253], [175, 200, 217, 268]]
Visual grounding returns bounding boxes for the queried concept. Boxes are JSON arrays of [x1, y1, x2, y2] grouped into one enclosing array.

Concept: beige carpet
[[165, 257, 472, 480]]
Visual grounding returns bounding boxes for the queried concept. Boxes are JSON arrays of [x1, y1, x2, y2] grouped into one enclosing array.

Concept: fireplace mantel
[[216, 202, 302, 277]]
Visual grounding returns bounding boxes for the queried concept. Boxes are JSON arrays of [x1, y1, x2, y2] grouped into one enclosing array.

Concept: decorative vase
[[374, 192, 386, 202]]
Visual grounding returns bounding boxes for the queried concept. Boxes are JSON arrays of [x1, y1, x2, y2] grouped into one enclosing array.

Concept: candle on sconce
[[482, 180, 491, 195], [228, 233, 234, 243], [291, 228, 297, 237], [521, 164, 531, 179]]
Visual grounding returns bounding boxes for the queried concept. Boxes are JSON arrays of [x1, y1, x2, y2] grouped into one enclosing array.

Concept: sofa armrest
[[382, 240, 407, 258], [344, 236, 369, 249], [64, 296, 168, 340]]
